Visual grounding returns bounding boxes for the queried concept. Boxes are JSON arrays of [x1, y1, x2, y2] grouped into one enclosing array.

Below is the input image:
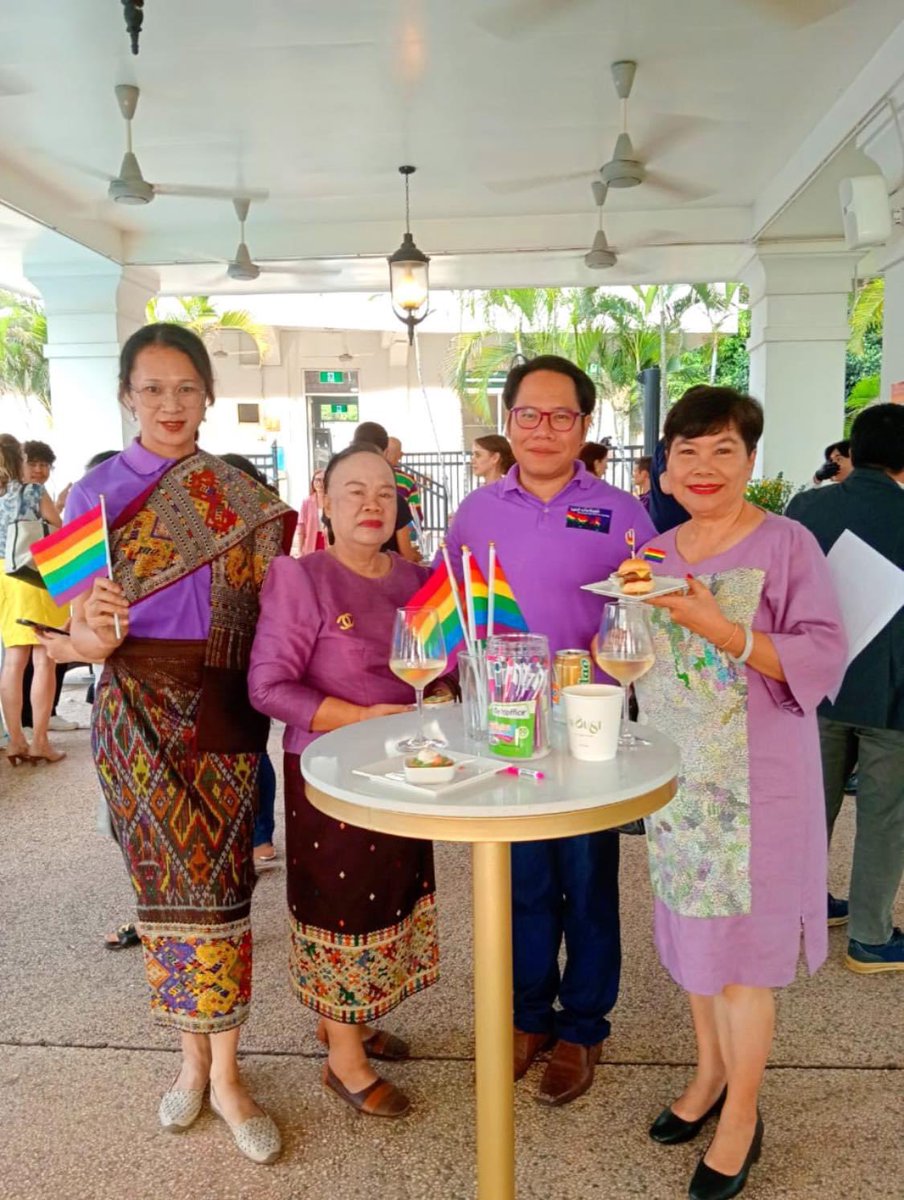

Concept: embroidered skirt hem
[[288, 894, 439, 1024]]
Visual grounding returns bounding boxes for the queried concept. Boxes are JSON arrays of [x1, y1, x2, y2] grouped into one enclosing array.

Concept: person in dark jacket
[[786, 404, 904, 973]]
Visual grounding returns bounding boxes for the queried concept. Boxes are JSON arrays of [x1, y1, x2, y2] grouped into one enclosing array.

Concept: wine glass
[[389, 606, 448, 752], [594, 601, 655, 749]]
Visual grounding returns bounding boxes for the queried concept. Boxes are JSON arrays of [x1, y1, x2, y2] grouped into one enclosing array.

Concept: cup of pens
[[485, 633, 551, 761]]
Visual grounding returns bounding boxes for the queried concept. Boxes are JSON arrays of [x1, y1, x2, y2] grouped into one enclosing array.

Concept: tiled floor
[[1, 679, 901, 1199]]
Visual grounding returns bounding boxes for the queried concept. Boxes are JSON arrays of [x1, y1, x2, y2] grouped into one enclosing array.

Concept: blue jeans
[[253, 753, 276, 848], [512, 831, 621, 1047]]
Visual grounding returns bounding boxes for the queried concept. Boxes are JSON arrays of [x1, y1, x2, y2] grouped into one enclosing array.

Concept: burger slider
[[615, 557, 654, 595]]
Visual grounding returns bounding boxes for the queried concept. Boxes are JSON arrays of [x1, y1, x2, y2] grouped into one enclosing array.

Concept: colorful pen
[[503, 766, 545, 780]]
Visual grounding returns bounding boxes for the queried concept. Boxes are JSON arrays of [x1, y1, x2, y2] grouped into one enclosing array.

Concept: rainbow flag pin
[[643, 547, 667, 563]]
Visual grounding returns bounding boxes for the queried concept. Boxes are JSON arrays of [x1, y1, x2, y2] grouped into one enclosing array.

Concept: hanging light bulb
[[388, 165, 430, 343]]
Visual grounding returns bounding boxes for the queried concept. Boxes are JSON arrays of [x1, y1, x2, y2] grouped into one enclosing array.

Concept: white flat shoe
[[158, 1079, 206, 1131], [210, 1085, 281, 1165]]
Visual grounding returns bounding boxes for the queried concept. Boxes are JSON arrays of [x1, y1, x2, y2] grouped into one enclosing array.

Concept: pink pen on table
[[502, 766, 545, 780]]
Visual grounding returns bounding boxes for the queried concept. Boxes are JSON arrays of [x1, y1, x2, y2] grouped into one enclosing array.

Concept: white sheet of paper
[[826, 530, 904, 700]]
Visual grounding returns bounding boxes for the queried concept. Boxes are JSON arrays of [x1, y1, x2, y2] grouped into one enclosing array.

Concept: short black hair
[[823, 439, 851, 460], [322, 442, 394, 545], [118, 323, 215, 405], [501, 354, 597, 417], [85, 450, 118, 471], [850, 404, 904, 474], [219, 452, 269, 487], [22, 440, 55, 465], [664, 385, 763, 455], [352, 421, 389, 451], [579, 442, 610, 470]]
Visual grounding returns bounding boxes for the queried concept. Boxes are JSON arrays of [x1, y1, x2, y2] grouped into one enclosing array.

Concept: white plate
[[581, 574, 689, 601], [353, 751, 502, 797]]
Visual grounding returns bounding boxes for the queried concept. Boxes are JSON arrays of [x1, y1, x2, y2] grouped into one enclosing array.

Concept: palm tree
[[849, 276, 883, 355], [0, 291, 50, 413], [146, 296, 269, 361], [691, 282, 743, 382]]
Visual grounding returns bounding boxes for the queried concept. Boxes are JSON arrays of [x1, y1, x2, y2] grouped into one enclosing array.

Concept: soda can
[[553, 649, 593, 719]]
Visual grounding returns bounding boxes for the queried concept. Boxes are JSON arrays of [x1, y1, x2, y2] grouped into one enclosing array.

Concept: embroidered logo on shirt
[[565, 505, 612, 533], [336, 612, 355, 631]]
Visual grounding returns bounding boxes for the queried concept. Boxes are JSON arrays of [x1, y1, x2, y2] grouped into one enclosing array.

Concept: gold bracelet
[[715, 623, 740, 652]]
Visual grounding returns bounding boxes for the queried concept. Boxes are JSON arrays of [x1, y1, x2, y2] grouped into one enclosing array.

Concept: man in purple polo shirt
[[446, 355, 655, 1107]]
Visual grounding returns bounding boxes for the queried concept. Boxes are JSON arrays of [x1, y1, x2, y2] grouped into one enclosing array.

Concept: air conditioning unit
[[839, 176, 892, 249]]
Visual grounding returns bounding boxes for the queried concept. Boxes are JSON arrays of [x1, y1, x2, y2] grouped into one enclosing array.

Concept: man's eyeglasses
[[509, 406, 584, 432], [129, 383, 206, 408]]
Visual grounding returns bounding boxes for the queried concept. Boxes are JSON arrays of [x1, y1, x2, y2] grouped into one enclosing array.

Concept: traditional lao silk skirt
[[93, 639, 258, 1033], [284, 754, 439, 1024]]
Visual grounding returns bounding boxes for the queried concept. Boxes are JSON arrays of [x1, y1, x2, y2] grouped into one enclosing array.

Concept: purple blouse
[[65, 440, 211, 640], [248, 552, 431, 755]]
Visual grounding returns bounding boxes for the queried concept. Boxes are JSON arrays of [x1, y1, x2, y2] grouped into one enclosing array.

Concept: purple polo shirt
[[66, 439, 211, 639], [445, 461, 656, 669]]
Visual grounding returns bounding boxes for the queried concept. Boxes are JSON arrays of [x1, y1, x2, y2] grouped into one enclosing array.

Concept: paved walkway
[[1, 676, 901, 1199]]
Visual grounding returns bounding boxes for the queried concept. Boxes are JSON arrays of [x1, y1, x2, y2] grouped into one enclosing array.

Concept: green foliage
[[745, 473, 798, 514], [845, 324, 882, 398], [446, 284, 743, 442], [0, 290, 50, 413], [146, 296, 269, 360], [844, 374, 881, 436], [849, 277, 883, 355]]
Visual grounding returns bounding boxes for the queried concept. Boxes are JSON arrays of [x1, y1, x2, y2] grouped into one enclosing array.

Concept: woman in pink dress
[[634, 386, 846, 1200], [291, 468, 326, 556]]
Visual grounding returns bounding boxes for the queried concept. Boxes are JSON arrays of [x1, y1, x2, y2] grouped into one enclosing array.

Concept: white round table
[[301, 708, 680, 1200]]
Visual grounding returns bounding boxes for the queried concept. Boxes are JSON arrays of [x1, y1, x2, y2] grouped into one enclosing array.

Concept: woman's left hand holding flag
[[77, 576, 130, 655]]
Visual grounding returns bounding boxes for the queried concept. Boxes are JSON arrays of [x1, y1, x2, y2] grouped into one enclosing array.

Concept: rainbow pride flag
[[643, 546, 666, 563], [467, 553, 489, 639], [406, 557, 467, 657], [30, 503, 110, 606], [489, 552, 529, 634]]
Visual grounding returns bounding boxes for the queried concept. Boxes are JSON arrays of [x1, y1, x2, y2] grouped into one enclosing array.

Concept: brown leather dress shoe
[[513, 1028, 554, 1081], [536, 1039, 602, 1106]]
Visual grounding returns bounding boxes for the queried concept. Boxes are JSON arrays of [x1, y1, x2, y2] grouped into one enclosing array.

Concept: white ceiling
[[0, 0, 902, 295]]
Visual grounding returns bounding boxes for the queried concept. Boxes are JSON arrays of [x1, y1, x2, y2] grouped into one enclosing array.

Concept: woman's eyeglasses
[[129, 384, 206, 408], [509, 406, 584, 432]]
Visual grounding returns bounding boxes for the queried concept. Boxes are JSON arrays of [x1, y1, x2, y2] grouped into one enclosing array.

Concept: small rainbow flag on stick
[[405, 554, 468, 659], [487, 543, 528, 635], [30, 497, 113, 607]]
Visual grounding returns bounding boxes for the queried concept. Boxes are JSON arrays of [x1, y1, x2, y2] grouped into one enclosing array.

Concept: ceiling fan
[[223, 198, 342, 283], [105, 84, 268, 206], [488, 61, 714, 202]]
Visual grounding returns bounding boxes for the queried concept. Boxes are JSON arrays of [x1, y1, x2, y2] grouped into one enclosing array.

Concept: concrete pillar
[[744, 247, 858, 487], [857, 79, 904, 402], [23, 249, 157, 488]]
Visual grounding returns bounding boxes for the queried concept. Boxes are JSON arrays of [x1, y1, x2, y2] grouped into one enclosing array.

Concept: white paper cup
[[563, 684, 623, 762]]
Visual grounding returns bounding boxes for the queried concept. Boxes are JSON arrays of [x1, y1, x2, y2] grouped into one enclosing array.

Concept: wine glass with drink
[[594, 601, 655, 748], [389, 606, 448, 752]]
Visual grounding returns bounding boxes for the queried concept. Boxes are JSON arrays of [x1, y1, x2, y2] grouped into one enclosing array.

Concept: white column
[[23, 256, 158, 489], [857, 79, 904, 402], [745, 247, 858, 487]]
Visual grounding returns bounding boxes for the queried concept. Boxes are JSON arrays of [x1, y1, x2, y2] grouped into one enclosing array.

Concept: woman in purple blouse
[[634, 387, 847, 1200], [66, 324, 293, 1165], [249, 443, 446, 1120]]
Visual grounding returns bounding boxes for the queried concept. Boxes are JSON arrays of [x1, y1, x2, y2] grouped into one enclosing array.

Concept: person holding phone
[[0, 433, 65, 766]]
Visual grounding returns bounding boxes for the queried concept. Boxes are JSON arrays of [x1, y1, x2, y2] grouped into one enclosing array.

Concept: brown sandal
[[322, 1063, 411, 1118], [316, 1019, 411, 1061]]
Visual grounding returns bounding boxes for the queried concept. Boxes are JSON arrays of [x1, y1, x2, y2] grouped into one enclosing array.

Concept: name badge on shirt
[[565, 505, 612, 534]]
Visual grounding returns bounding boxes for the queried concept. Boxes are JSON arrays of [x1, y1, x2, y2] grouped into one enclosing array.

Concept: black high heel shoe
[[649, 1086, 727, 1145], [688, 1114, 764, 1200]]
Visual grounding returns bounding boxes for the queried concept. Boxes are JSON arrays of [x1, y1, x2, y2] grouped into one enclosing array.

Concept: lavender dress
[[634, 513, 846, 994]]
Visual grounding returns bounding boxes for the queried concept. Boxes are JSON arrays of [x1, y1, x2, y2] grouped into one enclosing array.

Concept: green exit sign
[[320, 402, 359, 423], [319, 370, 346, 384]]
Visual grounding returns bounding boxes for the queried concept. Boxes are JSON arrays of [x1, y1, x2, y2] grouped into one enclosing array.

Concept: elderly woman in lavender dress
[[249, 443, 449, 1120], [633, 386, 846, 1200]]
